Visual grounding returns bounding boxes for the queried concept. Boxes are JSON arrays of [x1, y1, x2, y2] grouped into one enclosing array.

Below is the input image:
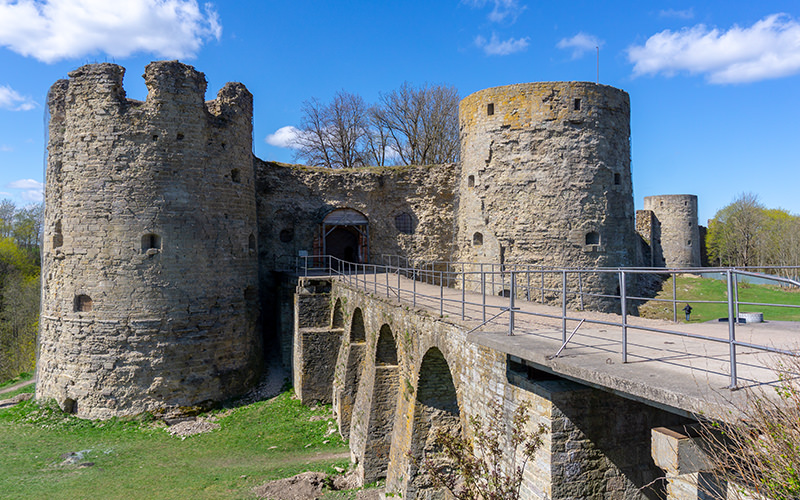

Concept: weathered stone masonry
[[38, 57, 702, 455]]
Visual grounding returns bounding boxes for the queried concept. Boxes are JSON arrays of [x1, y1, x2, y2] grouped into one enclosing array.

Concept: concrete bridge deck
[[331, 270, 799, 418]]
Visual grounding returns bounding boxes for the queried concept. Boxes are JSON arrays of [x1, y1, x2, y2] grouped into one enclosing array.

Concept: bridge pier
[[651, 426, 725, 500], [293, 278, 342, 403], [332, 306, 366, 439]]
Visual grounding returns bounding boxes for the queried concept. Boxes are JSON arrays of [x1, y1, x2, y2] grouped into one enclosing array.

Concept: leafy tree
[[707, 193, 766, 267], [706, 193, 800, 274], [0, 200, 42, 382], [12, 203, 43, 250], [0, 270, 39, 380]]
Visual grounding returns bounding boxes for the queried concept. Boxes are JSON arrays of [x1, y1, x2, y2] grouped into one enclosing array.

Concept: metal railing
[[290, 254, 800, 389]]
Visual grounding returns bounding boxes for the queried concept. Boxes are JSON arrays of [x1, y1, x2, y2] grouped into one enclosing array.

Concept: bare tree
[[294, 91, 369, 169], [0, 199, 14, 239], [292, 83, 460, 168], [374, 82, 460, 166], [362, 106, 394, 166]]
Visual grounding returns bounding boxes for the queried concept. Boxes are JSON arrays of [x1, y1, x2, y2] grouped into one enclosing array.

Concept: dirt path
[[0, 377, 35, 396]]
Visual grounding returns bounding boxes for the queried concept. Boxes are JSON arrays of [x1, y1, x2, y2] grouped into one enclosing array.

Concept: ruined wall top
[[48, 60, 252, 124]]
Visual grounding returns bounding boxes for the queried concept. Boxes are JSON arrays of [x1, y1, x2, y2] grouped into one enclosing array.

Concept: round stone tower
[[643, 194, 700, 268], [456, 82, 638, 306], [37, 62, 261, 419]]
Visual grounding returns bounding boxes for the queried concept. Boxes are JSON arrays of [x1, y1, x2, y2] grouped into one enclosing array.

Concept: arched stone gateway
[[407, 347, 461, 499], [321, 208, 369, 264], [332, 307, 366, 439], [350, 324, 401, 484]]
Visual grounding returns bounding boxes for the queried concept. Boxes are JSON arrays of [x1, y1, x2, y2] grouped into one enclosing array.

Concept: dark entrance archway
[[320, 208, 369, 264], [326, 227, 359, 263]]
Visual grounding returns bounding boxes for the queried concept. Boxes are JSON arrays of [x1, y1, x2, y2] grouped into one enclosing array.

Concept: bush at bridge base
[[704, 356, 800, 499]]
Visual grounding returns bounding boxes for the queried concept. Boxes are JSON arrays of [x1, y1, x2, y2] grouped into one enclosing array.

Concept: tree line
[[0, 200, 42, 382], [292, 82, 460, 169], [706, 193, 800, 271]]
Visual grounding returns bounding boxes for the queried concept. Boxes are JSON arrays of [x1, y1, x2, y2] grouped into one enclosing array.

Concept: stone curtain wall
[[255, 161, 458, 269], [457, 83, 638, 309], [37, 62, 261, 419], [255, 162, 458, 370], [643, 195, 701, 268]]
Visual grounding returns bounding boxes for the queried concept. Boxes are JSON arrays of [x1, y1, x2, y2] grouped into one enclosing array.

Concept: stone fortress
[[36, 60, 701, 421]]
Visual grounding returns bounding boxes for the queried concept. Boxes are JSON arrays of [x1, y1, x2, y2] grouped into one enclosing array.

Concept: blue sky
[[1, 0, 799, 224]]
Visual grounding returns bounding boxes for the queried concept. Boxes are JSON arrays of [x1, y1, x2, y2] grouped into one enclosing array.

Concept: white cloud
[[659, 8, 694, 20], [0, 0, 221, 63], [0, 144, 13, 151], [628, 13, 800, 84], [0, 191, 11, 197], [265, 126, 303, 149], [6, 178, 43, 202], [8, 179, 42, 189], [0, 85, 36, 110], [557, 32, 603, 59], [465, 0, 525, 24], [475, 33, 529, 56]]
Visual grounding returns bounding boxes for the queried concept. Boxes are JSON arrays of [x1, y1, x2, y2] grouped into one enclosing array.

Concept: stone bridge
[[290, 270, 799, 499]]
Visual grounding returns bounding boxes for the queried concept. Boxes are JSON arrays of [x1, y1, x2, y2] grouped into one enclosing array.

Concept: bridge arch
[[355, 323, 402, 483], [333, 307, 367, 439], [376, 324, 398, 365], [350, 307, 366, 342], [408, 347, 461, 498], [332, 298, 344, 329]]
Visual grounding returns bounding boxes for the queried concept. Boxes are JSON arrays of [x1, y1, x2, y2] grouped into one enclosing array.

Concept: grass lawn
[[0, 390, 352, 500], [638, 275, 800, 323]]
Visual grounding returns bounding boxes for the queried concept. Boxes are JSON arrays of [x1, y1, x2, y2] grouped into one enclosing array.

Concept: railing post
[[413, 268, 417, 308], [461, 267, 466, 320], [481, 271, 486, 324], [541, 269, 545, 303], [734, 272, 740, 319], [374, 265, 377, 295], [578, 271, 584, 311], [397, 266, 401, 302], [727, 269, 738, 388], [526, 270, 531, 301], [672, 272, 677, 323], [508, 271, 516, 336], [440, 271, 444, 317], [620, 270, 628, 364], [491, 265, 496, 297], [561, 270, 568, 342], [386, 267, 389, 298]]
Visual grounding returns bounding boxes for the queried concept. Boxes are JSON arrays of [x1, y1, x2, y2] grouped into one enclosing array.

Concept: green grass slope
[[0, 391, 350, 500], [638, 275, 800, 323]]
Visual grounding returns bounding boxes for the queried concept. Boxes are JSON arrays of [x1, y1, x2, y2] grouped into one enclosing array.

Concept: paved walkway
[[331, 271, 800, 419], [0, 377, 35, 396]]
